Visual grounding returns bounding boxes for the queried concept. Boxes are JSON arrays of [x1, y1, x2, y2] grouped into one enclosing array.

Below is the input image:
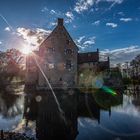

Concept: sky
[[0, 0, 140, 65]]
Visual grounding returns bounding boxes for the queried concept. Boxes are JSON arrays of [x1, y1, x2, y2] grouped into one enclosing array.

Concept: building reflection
[[131, 85, 140, 109], [0, 93, 23, 118], [23, 89, 123, 140], [24, 90, 78, 140], [125, 85, 140, 94]]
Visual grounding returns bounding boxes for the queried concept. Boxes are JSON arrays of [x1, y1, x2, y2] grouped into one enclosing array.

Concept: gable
[[39, 18, 78, 52]]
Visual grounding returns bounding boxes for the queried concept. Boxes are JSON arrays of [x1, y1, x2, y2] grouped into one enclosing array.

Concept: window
[[88, 53, 91, 57], [65, 49, 73, 55], [48, 63, 55, 69], [66, 39, 70, 45], [47, 47, 55, 53], [66, 60, 72, 70], [59, 77, 62, 81]]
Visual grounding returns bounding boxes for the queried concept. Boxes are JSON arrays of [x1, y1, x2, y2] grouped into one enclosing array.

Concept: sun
[[21, 46, 32, 55]]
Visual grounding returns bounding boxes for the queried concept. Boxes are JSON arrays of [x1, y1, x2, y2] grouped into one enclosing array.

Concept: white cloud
[[77, 36, 85, 43], [0, 41, 2, 45], [73, 0, 124, 13], [106, 22, 118, 28], [83, 36, 96, 45], [75, 36, 96, 50], [74, 0, 95, 13], [92, 20, 100, 26], [0, 14, 14, 33], [97, 0, 123, 4], [100, 45, 140, 64], [50, 10, 57, 14], [120, 18, 132, 22], [41, 6, 48, 12], [4, 27, 11, 32], [50, 22, 57, 26], [65, 11, 74, 23], [118, 11, 124, 16], [16, 27, 51, 48], [65, 11, 74, 20], [49, 10, 63, 18], [73, 25, 77, 28], [96, 0, 123, 8]]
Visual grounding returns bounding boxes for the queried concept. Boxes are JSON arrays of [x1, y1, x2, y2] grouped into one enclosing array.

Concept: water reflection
[[22, 88, 122, 140], [0, 93, 23, 118], [24, 90, 78, 140], [1, 87, 140, 139], [0, 92, 24, 131]]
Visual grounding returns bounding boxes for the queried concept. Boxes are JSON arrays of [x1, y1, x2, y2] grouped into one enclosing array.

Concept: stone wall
[[37, 18, 78, 88]]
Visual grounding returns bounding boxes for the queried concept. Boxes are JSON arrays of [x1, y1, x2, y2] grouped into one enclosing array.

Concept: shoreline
[[0, 130, 35, 140]]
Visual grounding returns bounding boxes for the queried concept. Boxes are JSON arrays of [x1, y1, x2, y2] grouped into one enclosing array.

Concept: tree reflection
[[0, 93, 23, 118]]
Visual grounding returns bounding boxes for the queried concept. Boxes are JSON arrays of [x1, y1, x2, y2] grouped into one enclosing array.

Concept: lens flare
[[21, 46, 32, 55], [102, 86, 117, 96]]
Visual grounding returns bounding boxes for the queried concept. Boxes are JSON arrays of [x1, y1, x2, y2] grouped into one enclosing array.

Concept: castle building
[[78, 49, 110, 72], [25, 18, 110, 89]]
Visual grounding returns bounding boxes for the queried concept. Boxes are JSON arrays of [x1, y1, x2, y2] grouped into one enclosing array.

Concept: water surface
[[0, 87, 140, 140]]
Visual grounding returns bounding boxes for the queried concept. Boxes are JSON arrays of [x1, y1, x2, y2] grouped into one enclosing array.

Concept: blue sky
[[0, 0, 140, 64]]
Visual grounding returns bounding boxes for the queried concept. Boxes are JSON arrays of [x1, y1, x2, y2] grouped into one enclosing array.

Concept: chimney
[[108, 56, 110, 69], [108, 56, 110, 61], [97, 48, 99, 53], [97, 48, 99, 62], [58, 18, 63, 26]]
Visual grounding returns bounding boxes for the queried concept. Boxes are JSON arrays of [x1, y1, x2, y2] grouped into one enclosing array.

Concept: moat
[[0, 86, 140, 140]]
